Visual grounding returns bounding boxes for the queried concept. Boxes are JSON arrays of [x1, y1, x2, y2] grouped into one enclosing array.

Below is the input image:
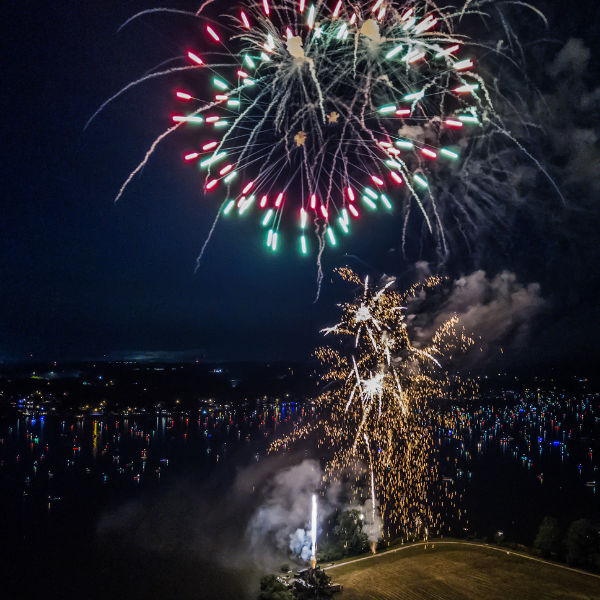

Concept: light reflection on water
[[0, 402, 309, 516]]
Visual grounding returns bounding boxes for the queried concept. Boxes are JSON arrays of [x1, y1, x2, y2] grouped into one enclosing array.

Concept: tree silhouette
[[534, 516, 561, 558]]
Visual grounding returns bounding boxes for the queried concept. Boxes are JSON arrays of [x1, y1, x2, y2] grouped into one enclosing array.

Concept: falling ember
[[380, 194, 392, 209], [206, 26, 220, 42], [386, 44, 404, 59], [454, 59, 474, 71], [327, 227, 336, 245], [441, 148, 459, 160], [363, 195, 377, 209], [200, 151, 226, 168], [307, 5, 316, 29], [414, 174, 428, 188], [187, 51, 203, 65], [262, 209, 274, 226], [421, 148, 438, 159]]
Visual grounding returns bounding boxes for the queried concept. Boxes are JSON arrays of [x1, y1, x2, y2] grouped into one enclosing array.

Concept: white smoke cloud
[[94, 453, 384, 592], [245, 459, 341, 563], [289, 528, 313, 561], [356, 497, 383, 543], [407, 270, 546, 360], [94, 453, 321, 581]]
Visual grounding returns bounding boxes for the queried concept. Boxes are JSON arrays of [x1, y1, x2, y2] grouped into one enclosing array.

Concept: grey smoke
[[541, 38, 600, 193], [407, 268, 546, 361], [547, 38, 591, 78], [289, 528, 313, 561], [245, 459, 341, 563], [352, 497, 383, 544]]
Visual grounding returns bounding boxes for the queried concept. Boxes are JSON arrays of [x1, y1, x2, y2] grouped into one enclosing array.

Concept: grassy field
[[326, 541, 600, 600]]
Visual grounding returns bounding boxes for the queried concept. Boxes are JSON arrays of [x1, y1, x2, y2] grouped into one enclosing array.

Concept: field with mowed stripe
[[326, 541, 600, 600]]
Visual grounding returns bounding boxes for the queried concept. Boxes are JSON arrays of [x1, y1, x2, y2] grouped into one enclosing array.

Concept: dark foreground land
[[327, 541, 600, 600]]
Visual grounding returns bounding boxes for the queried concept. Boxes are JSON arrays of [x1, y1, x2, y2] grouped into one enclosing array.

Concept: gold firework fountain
[[317, 268, 473, 535], [271, 268, 473, 537]]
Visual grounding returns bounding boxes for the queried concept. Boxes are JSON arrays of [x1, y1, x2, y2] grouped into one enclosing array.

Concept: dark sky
[[1, 0, 599, 371]]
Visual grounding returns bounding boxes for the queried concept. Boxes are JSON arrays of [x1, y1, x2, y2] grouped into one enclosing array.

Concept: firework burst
[[92, 0, 558, 281], [181, 0, 489, 261]]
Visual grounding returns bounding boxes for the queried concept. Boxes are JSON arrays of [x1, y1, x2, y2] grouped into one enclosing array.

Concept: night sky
[[2, 0, 599, 371]]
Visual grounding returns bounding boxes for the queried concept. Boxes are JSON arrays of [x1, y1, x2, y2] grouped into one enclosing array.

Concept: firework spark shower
[[272, 268, 474, 535]]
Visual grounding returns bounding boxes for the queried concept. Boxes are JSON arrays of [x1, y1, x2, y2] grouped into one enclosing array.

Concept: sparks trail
[[272, 267, 475, 536], [97, 0, 560, 269]]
